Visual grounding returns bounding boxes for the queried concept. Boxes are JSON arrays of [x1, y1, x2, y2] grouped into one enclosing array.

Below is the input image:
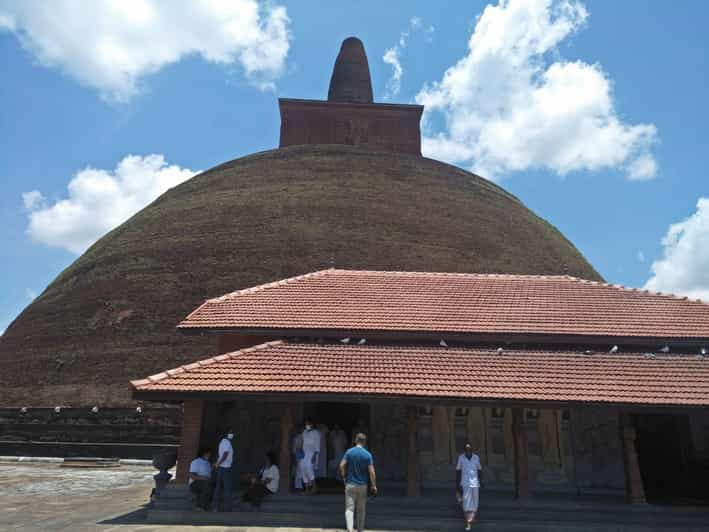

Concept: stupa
[[0, 38, 599, 448]]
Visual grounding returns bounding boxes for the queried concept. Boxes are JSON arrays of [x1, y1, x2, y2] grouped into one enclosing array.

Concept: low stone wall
[[0, 406, 181, 459]]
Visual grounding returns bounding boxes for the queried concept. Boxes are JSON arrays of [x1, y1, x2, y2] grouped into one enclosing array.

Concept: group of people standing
[[292, 418, 351, 492], [186, 423, 483, 532]]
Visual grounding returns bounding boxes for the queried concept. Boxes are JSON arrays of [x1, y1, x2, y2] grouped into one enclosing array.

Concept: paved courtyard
[[0, 463, 338, 532]]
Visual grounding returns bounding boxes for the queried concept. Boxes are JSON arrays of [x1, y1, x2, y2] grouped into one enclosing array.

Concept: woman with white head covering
[[300, 418, 321, 494]]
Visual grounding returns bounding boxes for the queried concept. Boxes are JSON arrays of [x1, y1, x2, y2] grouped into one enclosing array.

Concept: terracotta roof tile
[[178, 269, 709, 339], [131, 342, 709, 406]]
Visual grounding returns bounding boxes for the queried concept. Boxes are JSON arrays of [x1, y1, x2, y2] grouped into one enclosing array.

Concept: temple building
[[133, 269, 709, 503]]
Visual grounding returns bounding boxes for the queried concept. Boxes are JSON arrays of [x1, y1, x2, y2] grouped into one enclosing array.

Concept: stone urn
[[151, 448, 178, 500]]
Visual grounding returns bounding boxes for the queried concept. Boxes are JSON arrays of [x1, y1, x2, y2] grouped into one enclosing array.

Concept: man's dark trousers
[[190, 479, 212, 510]]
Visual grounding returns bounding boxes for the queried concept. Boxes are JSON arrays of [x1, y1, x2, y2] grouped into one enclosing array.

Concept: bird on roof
[[357, 338, 366, 345], [644, 352, 656, 359], [340, 337, 351, 344], [583, 350, 593, 355], [136, 406, 143, 414], [701, 347, 707, 356], [54, 406, 61, 413], [609, 345, 619, 354], [496, 347, 504, 354], [91, 406, 99, 414], [440, 339, 448, 347], [659, 345, 670, 353]]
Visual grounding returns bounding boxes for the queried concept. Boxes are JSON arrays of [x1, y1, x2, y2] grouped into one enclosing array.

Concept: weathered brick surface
[[279, 99, 422, 155], [328, 37, 373, 104], [0, 145, 601, 407]]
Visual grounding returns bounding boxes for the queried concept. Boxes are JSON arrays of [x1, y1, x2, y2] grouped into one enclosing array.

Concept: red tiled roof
[[178, 269, 709, 339], [131, 341, 709, 406]]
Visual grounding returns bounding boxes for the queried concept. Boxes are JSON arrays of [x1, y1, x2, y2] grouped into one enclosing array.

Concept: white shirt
[[218, 437, 234, 468], [261, 464, 280, 493], [302, 428, 321, 453], [188, 457, 211, 485], [456, 453, 482, 488]]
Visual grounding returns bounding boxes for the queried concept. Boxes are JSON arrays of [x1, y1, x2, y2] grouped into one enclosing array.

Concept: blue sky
[[1, 0, 708, 333]]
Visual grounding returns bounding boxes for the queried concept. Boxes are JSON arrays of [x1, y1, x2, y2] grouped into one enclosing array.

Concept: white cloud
[[22, 190, 45, 210], [24, 154, 197, 254], [627, 154, 657, 181], [383, 16, 434, 99], [25, 288, 37, 301], [415, 0, 658, 180], [0, 0, 291, 101], [644, 197, 709, 302], [383, 47, 404, 98], [0, 10, 14, 29]]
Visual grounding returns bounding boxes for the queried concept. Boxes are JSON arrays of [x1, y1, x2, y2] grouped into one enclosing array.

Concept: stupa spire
[[327, 37, 373, 104], [279, 37, 422, 154]]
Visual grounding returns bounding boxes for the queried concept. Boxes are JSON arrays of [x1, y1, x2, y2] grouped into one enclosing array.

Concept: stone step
[[156, 491, 709, 515], [152, 498, 709, 527], [147, 509, 709, 531]]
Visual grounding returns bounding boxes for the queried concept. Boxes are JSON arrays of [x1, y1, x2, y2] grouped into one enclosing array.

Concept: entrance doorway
[[635, 413, 698, 503], [303, 402, 370, 444], [301, 402, 370, 492]]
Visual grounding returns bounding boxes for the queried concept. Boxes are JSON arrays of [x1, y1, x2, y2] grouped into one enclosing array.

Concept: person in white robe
[[301, 418, 321, 494], [456, 442, 483, 531]]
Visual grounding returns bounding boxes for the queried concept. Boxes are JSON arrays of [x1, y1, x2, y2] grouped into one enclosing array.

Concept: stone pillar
[[538, 409, 563, 470], [512, 407, 530, 500], [466, 407, 487, 465], [176, 399, 204, 483], [431, 406, 451, 464], [279, 403, 295, 494], [621, 415, 646, 504], [407, 406, 421, 496]]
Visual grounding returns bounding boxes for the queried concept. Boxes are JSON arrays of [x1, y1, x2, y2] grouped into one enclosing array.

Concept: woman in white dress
[[301, 418, 321, 494]]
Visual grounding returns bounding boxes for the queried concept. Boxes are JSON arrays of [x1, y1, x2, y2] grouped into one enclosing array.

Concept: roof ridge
[[333, 269, 584, 281], [130, 340, 284, 388], [209, 269, 335, 302]]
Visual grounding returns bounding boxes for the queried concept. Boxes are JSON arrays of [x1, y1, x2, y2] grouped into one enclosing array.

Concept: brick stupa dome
[[0, 38, 600, 406]]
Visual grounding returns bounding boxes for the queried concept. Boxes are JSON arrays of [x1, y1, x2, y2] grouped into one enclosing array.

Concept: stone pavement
[[0, 463, 340, 532]]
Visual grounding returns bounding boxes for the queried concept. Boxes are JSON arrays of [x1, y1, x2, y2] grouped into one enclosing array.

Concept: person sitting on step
[[242, 451, 280, 510], [188, 447, 213, 511]]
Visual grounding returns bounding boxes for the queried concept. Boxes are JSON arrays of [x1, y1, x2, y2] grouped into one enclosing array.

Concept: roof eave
[[175, 326, 709, 348], [130, 388, 709, 411]]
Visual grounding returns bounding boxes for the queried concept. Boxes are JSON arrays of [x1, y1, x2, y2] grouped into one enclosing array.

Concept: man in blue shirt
[[339, 433, 377, 532]]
